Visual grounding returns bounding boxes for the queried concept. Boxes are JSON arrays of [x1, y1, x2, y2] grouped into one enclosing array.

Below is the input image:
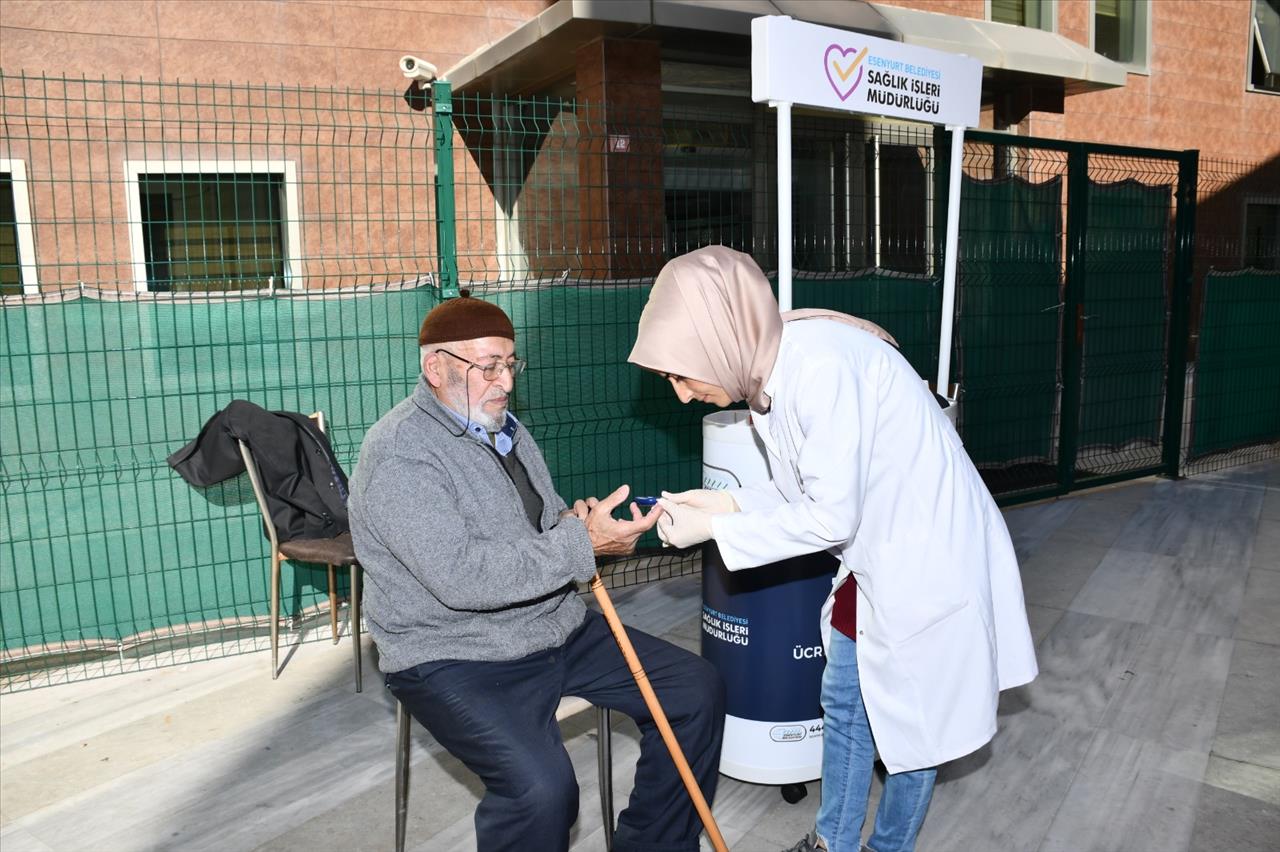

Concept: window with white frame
[[1243, 199, 1279, 270], [1251, 0, 1280, 93], [0, 159, 39, 295], [989, 0, 1055, 31], [1092, 0, 1149, 70], [124, 161, 300, 292]]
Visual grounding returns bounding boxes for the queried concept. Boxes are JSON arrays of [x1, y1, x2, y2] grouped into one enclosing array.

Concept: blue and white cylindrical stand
[[700, 411, 837, 784]]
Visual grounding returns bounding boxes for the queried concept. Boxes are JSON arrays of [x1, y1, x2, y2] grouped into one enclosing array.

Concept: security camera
[[400, 55, 438, 112], [400, 56, 438, 84]]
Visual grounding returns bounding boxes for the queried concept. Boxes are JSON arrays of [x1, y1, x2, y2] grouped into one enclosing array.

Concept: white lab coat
[[712, 319, 1038, 774]]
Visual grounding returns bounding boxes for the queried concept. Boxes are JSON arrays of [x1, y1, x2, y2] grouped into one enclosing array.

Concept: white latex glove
[[656, 498, 715, 549], [660, 488, 738, 515]]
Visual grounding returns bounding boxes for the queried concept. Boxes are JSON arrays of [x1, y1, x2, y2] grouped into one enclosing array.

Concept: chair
[[395, 698, 614, 852], [237, 411, 363, 692]]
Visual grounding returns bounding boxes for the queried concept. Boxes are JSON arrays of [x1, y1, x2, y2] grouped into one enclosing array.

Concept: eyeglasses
[[437, 348, 527, 381]]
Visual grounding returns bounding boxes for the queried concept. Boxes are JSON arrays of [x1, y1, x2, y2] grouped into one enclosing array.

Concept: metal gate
[[950, 132, 1197, 502]]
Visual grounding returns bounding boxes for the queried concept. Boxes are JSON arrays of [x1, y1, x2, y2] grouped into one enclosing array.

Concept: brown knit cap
[[418, 290, 515, 345]]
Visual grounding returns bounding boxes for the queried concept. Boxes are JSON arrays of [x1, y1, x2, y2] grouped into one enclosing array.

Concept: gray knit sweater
[[348, 379, 596, 673]]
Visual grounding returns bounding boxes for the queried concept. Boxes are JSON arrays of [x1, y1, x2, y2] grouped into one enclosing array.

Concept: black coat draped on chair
[[168, 400, 350, 542]]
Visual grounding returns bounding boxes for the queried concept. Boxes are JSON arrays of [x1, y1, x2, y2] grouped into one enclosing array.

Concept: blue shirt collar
[[443, 405, 521, 456]]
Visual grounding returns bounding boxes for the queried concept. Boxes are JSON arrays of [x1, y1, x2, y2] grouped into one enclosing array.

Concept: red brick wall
[[1030, 0, 1279, 161], [854, 0, 1278, 162], [0, 0, 552, 90], [0, 1, 556, 290], [4, 0, 1274, 162]]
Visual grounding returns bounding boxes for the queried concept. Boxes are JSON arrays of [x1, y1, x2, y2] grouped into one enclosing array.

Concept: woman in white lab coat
[[628, 246, 1038, 852]]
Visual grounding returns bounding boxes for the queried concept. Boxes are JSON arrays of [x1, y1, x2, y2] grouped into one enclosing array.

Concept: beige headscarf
[[628, 246, 897, 413]]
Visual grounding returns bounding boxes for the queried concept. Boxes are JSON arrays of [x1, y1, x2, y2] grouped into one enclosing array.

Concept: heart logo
[[824, 44, 868, 101]]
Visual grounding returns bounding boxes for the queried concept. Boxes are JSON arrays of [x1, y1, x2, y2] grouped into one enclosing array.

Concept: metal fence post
[[932, 126, 950, 271], [1057, 144, 1089, 495], [432, 80, 459, 298], [1163, 149, 1199, 477]]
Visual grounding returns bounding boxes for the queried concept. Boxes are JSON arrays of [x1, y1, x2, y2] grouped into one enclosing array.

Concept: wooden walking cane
[[589, 573, 729, 852]]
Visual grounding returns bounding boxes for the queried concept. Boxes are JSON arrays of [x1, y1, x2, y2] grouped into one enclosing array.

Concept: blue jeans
[[386, 611, 725, 852], [816, 630, 936, 852]]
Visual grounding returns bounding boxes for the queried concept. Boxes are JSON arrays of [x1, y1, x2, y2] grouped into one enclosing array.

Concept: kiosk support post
[[771, 100, 794, 311], [935, 124, 966, 397]]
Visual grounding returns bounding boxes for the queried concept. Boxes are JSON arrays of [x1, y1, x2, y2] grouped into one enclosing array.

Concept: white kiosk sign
[[751, 14, 982, 400], [752, 16, 981, 127]]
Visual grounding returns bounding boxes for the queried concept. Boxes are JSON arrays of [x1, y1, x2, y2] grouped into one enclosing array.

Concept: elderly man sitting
[[347, 292, 725, 852]]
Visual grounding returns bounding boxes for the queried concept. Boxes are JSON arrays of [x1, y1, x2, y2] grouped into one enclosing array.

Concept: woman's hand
[[655, 498, 716, 549], [660, 488, 737, 514]]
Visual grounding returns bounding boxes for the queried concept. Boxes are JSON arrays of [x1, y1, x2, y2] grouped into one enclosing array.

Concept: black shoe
[[782, 832, 824, 852]]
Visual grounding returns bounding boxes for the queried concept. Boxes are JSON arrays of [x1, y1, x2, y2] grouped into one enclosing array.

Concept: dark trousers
[[387, 610, 725, 852]]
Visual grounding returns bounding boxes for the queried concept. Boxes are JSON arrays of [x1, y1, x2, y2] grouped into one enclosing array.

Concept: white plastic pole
[[935, 124, 965, 398], [772, 100, 793, 312], [872, 133, 882, 268]]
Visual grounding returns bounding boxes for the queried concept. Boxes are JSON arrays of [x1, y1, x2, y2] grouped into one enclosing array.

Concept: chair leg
[[395, 700, 411, 852], [597, 706, 613, 850], [328, 564, 338, 644], [270, 551, 282, 679], [350, 564, 362, 693]]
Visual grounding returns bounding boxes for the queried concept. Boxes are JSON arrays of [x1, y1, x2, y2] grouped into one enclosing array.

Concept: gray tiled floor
[[1, 461, 1277, 851]]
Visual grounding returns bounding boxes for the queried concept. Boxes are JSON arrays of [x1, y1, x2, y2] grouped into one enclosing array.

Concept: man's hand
[[660, 488, 737, 515], [585, 485, 662, 556], [655, 498, 715, 549], [560, 498, 591, 522]]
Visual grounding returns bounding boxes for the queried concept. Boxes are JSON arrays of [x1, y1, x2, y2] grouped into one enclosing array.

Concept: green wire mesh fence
[[1075, 153, 1179, 483], [955, 139, 1279, 496], [1, 73, 1276, 690], [954, 143, 1068, 495], [1183, 155, 1280, 474]]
